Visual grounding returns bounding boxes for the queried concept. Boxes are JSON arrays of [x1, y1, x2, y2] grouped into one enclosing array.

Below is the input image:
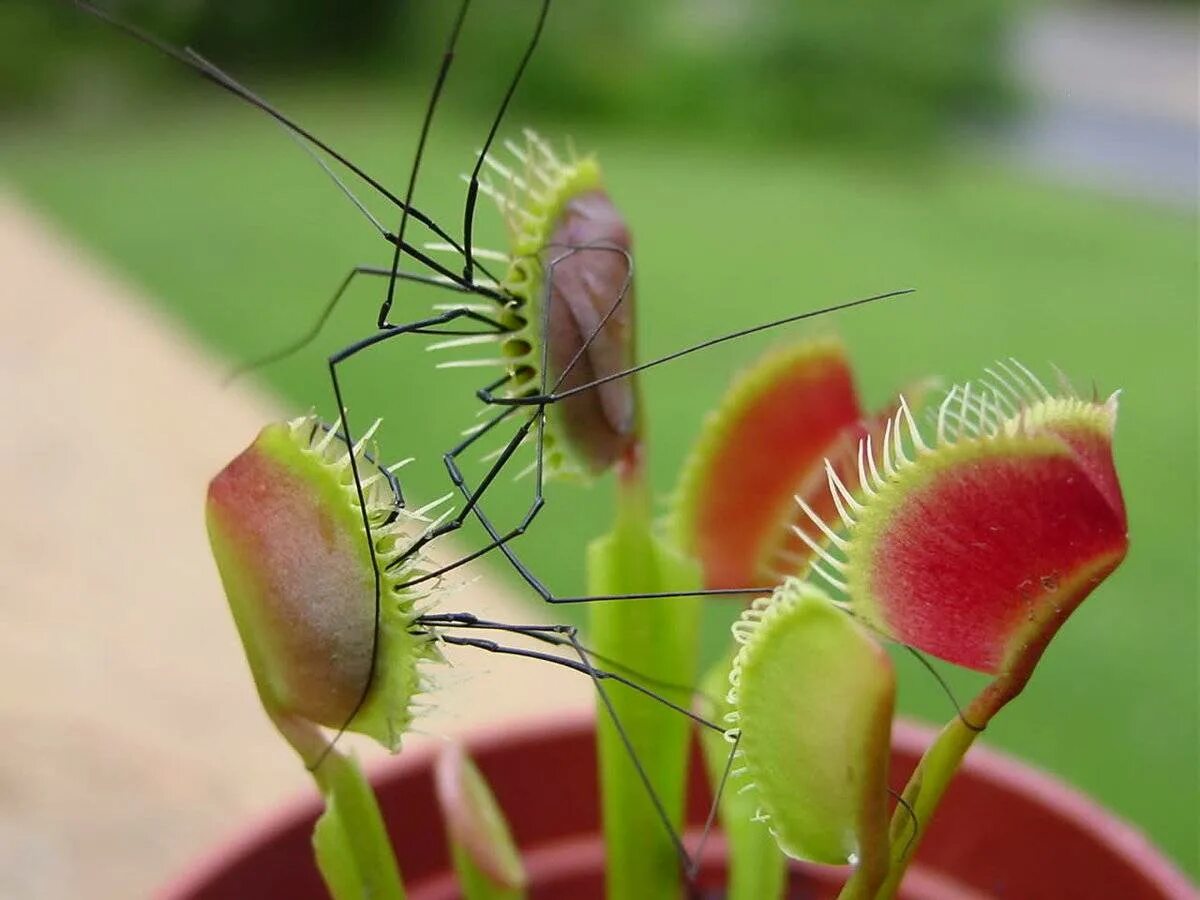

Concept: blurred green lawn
[[3, 86, 1196, 874]]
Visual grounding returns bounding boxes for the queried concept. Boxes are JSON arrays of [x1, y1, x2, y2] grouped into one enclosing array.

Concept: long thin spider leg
[[72, 0, 473, 258], [400, 413, 538, 563], [477, 289, 915, 407], [387, 395, 541, 587], [227, 264, 494, 382], [437, 414, 537, 534], [689, 731, 741, 881], [417, 613, 573, 634], [437, 416, 774, 603], [396, 506, 532, 588], [333, 308, 507, 364], [462, 0, 552, 285], [313, 366, 383, 771], [384, 235, 507, 300], [435, 397, 773, 603], [380, 0, 471, 330], [416, 613, 722, 706], [551, 588, 771, 603], [388, 401, 533, 582], [903, 646, 985, 732], [432, 631, 719, 733], [431, 355, 759, 604], [439, 628, 700, 873], [410, 325, 509, 337], [182, 47, 387, 241], [307, 418, 406, 514], [889, 788, 921, 858], [438, 446, 550, 596], [187, 55, 495, 289], [381, 395, 525, 579]]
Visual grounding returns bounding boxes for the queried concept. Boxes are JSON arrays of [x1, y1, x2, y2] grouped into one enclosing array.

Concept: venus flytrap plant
[[675, 343, 1128, 899], [200, 335, 1128, 900], [675, 337, 933, 900], [206, 414, 449, 900], [467, 134, 701, 900], [83, 5, 1091, 894], [728, 580, 895, 899], [820, 369, 1129, 898], [203, 134, 711, 900], [746, 362, 1129, 898], [432, 132, 638, 478]]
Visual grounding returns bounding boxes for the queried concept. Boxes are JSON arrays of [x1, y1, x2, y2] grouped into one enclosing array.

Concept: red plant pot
[[164, 713, 1194, 899]]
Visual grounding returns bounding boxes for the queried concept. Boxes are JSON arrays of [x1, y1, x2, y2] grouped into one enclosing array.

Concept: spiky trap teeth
[[671, 336, 938, 591], [205, 414, 446, 755], [429, 130, 638, 479], [728, 578, 894, 882], [791, 360, 1128, 675]]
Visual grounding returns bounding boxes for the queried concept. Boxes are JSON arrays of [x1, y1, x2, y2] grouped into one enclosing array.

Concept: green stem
[[588, 463, 702, 900], [270, 710, 406, 900], [870, 715, 980, 900], [839, 669, 1031, 900], [449, 843, 525, 900], [311, 747, 407, 900]]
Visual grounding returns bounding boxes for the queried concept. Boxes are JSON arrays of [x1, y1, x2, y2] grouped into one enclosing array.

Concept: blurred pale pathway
[[0, 195, 590, 900], [1009, 2, 1199, 205]]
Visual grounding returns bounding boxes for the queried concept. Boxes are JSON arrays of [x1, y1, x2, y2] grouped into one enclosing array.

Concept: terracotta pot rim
[[888, 720, 1195, 899], [160, 711, 1195, 900], [157, 714, 592, 900]]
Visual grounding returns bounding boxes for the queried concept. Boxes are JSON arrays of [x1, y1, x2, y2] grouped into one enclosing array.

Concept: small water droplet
[[847, 852, 860, 866]]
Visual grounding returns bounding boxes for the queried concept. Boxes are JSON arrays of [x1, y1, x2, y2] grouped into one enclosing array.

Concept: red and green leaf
[[792, 376, 1128, 675], [674, 338, 864, 588], [729, 580, 893, 893], [206, 416, 435, 752]]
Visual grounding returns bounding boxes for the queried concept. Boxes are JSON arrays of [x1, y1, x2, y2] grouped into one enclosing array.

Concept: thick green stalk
[[311, 748, 407, 900], [868, 715, 979, 900], [449, 845, 525, 900], [271, 711, 406, 900], [588, 468, 702, 900], [838, 668, 1030, 900], [873, 669, 1029, 900]]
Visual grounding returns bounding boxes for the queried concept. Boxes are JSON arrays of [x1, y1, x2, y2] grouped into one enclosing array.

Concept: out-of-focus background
[[1, 0, 1196, 897]]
